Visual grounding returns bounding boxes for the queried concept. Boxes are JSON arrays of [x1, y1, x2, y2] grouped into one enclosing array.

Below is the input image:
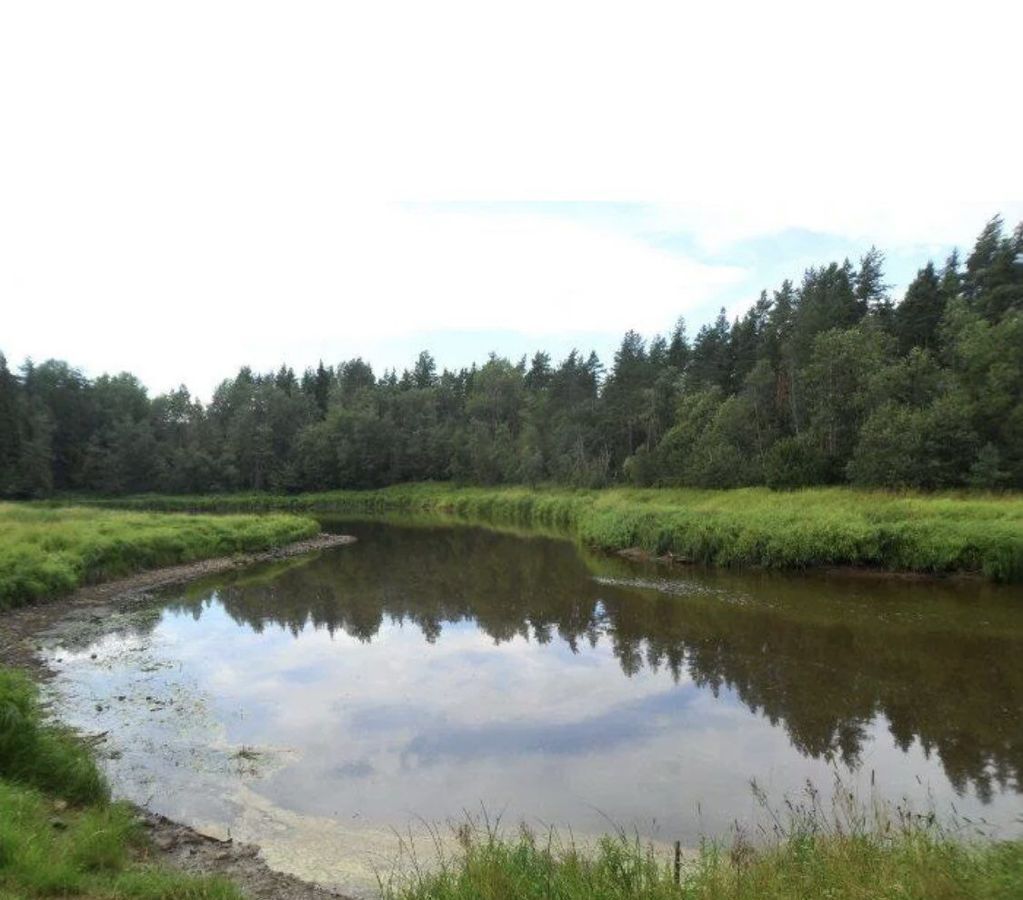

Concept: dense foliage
[[2, 217, 1022, 497], [0, 504, 318, 609]]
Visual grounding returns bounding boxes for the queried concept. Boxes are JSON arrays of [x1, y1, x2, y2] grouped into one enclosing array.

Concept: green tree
[[688, 309, 732, 392], [603, 331, 654, 462], [963, 216, 1023, 321], [412, 350, 438, 389], [0, 354, 21, 495], [16, 399, 55, 497], [894, 262, 946, 352], [803, 324, 893, 477]]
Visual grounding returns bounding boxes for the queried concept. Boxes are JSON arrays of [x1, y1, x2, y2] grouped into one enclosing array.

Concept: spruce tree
[[894, 262, 945, 352]]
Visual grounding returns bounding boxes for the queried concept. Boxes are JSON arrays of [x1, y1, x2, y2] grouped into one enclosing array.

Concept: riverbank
[[381, 819, 1023, 900], [89, 483, 1023, 582], [2, 507, 1021, 897], [0, 503, 322, 610], [0, 532, 355, 672], [0, 529, 356, 898], [0, 665, 348, 899]]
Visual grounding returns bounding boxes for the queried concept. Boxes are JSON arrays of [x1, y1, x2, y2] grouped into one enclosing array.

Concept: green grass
[[89, 483, 1023, 581], [0, 667, 107, 805], [0, 503, 320, 610], [383, 826, 1023, 900], [384, 778, 1023, 900], [0, 666, 242, 898]]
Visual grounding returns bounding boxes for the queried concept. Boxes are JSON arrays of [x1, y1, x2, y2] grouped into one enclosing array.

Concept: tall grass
[[90, 484, 1023, 581], [0, 503, 320, 609], [0, 667, 107, 804], [383, 825, 1023, 900], [0, 666, 243, 898], [383, 782, 1023, 900]]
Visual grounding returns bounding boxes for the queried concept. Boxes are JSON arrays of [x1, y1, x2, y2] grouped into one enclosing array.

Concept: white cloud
[[1, 1, 1020, 394], [640, 201, 1023, 255], [0, 201, 743, 393]]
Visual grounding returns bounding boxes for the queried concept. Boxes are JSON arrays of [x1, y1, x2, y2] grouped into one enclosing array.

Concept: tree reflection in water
[[161, 520, 1023, 803]]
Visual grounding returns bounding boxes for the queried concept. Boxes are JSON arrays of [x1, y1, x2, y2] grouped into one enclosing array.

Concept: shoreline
[[3, 514, 1020, 897], [614, 546, 988, 583], [0, 532, 356, 900], [83, 484, 1023, 583]]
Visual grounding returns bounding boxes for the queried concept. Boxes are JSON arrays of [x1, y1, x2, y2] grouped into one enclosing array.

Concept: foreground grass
[[0, 503, 319, 609], [0, 667, 241, 899], [94, 483, 1023, 581], [383, 826, 1023, 900]]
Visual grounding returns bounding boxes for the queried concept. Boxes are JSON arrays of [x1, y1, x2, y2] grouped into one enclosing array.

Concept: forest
[[1, 215, 1021, 498]]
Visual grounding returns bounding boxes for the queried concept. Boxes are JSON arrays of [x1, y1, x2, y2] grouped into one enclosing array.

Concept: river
[[41, 518, 1023, 895]]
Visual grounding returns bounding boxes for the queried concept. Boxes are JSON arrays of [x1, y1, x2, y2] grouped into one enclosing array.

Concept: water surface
[[44, 519, 1023, 893]]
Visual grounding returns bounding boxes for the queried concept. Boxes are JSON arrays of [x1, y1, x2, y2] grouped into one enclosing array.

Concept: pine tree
[[313, 361, 332, 415], [894, 262, 946, 352], [412, 351, 438, 389], [0, 353, 21, 494], [689, 309, 733, 392], [667, 317, 690, 371]]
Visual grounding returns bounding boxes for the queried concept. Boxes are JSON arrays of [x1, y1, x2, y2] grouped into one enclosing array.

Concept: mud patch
[[136, 810, 349, 899]]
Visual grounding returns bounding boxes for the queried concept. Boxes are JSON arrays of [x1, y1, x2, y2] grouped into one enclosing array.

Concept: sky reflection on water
[[43, 520, 1023, 891]]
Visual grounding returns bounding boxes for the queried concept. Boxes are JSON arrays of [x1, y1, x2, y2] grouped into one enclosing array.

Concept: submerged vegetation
[[0, 667, 241, 898], [0, 503, 318, 609], [2, 217, 1023, 501], [100, 483, 1023, 581]]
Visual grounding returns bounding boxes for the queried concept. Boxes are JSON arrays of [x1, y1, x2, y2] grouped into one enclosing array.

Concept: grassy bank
[[91, 484, 1023, 582], [0, 666, 241, 898], [383, 825, 1023, 900], [0, 504, 319, 610]]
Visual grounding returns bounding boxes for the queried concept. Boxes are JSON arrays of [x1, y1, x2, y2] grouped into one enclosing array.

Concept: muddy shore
[[0, 532, 356, 900]]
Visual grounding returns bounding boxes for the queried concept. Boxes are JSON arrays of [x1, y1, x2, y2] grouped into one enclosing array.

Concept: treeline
[[1, 216, 1021, 498]]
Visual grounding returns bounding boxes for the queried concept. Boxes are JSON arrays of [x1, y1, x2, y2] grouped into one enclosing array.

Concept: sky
[[1, 1, 1021, 399]]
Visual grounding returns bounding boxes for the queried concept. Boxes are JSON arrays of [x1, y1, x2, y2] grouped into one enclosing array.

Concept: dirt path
[[0, 533, 357, 900]]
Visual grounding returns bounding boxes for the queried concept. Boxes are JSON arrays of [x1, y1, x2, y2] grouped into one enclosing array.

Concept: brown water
[[43, 518, 1023, 893]]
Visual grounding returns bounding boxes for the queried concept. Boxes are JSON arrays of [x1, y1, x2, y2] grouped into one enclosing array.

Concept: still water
[[44, 519, 1023, 893]]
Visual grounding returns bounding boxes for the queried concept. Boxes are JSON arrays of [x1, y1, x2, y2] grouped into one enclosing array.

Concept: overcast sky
[[2, 1, 1021, 399]]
